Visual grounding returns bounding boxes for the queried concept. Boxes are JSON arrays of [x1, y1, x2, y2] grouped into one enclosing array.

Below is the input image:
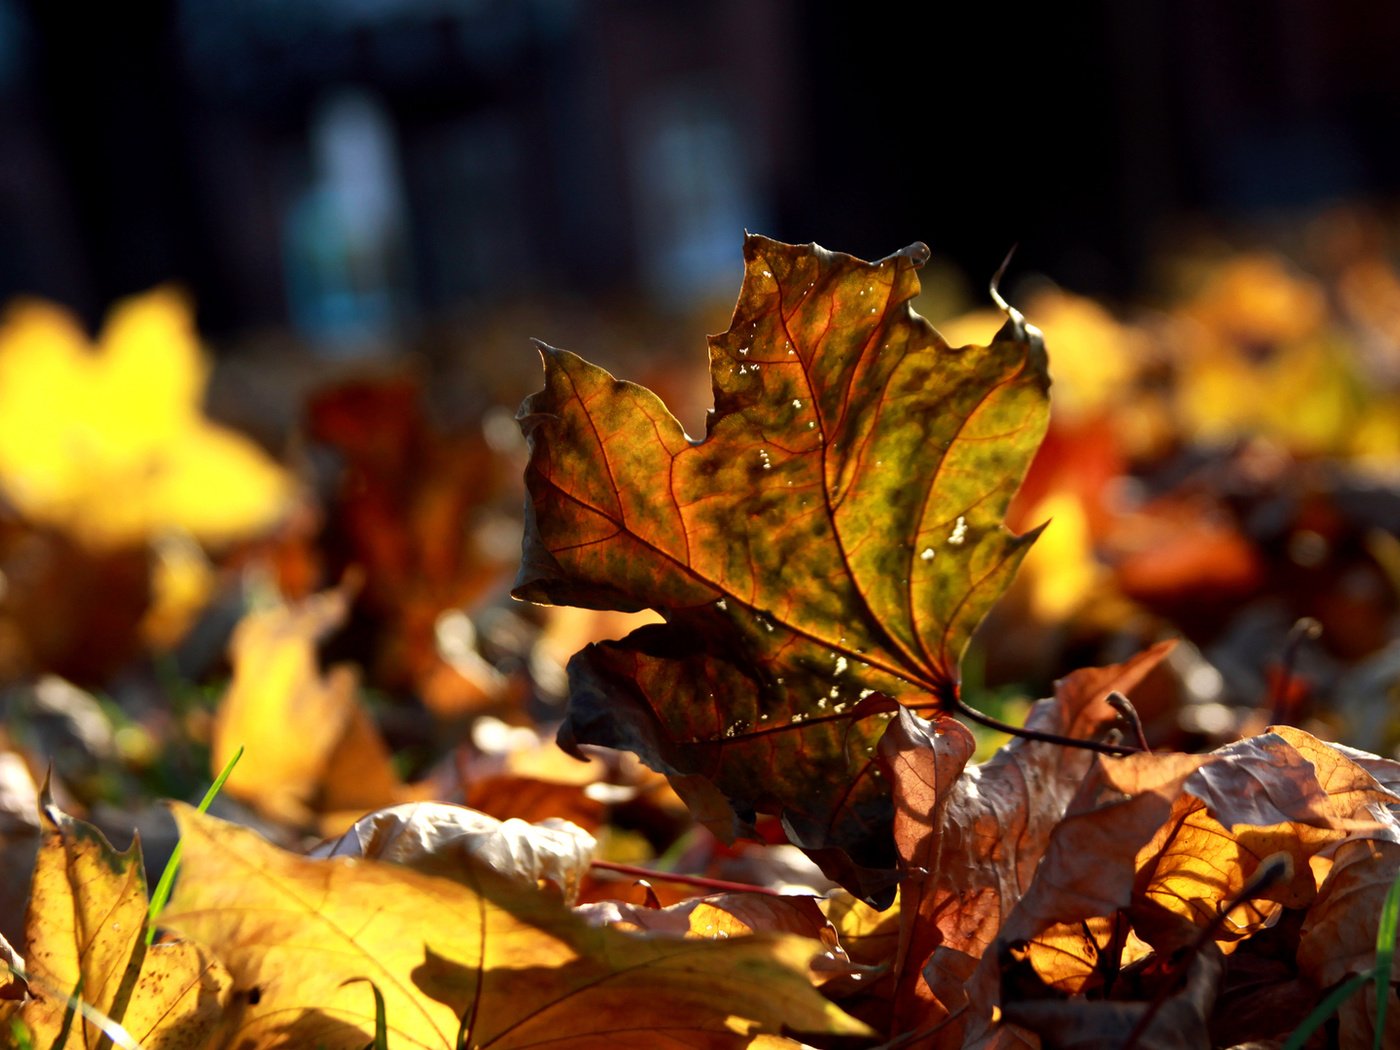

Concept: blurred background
[[7, 2, 1400, 336], [2, 0, 1400, 912]]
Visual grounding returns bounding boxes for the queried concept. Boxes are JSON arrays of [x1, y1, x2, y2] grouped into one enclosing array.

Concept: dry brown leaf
[[310, 801, 596, 904], [952, 750, 1212, 1048], [941, 727, 1400, 1049], [879, 644, 1172, 1034], [999, 940, 1223, 1050], [162, 805, 871, 1049]]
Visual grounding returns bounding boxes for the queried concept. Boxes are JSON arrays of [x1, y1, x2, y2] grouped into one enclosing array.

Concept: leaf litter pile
[[1, 222, 1400, 1048]]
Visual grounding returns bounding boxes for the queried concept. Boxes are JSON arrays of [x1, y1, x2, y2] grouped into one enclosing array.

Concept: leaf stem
[[947, 694, 1142, 757], [589, 859, 786, 898], [1107, 692, 1151, 753]]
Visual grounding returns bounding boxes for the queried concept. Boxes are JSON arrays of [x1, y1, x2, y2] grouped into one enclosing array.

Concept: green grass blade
[[1371, 863, 1400, 1049], [9, 1018, 34, 1050], [342, 978, 389, 1049], [1285, 970, 1372, 1050], [145, 745, 244, 942]]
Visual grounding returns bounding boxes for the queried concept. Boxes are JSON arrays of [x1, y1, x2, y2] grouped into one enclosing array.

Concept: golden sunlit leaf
[[13, 791, 229, 1047], [1014, 491, 1105, 623], [211, 582, 411, 831], [162, 806, 871, 1049], [0, 289, 292, 548]]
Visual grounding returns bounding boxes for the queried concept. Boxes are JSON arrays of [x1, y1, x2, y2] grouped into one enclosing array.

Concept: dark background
[[2, 0, 1399, 342]]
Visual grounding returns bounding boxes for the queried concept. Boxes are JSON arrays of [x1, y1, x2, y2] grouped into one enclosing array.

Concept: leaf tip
[[891, 241, 931, 268]]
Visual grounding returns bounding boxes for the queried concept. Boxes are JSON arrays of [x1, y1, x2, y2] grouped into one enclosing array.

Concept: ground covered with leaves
[[1, 213, 1400, 1048]]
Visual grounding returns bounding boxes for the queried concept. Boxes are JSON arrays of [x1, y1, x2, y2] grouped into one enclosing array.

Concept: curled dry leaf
[[162, 806, 871, 1049], [931, 727, 1400, 1049], [310, 801, 597, 904], [0, 789, 229, 1047], [880, 644, 1174, 1035], [515, 235, 1049, 900], [211, 581, 414, 832]]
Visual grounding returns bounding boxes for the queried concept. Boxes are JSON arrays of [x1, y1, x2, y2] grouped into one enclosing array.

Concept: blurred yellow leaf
[[139, 531, 216, 650], [0, 288, 292, 548], [3, 791, 229, 1047], [212, 582, 413, 832], [1015, 491, 1105, 624], [937, 289, 1148, 423], [162, 805, 871, 1049]]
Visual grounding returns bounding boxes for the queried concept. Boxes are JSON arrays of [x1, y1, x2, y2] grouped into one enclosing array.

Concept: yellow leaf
[[1014, 491, 1105, 623], [162, 805, 871, 1049], [212, 582, 410, 831], [16, 791, 229, 1047], [936, 289, 1148, 423], [0, 288, 291, 548]]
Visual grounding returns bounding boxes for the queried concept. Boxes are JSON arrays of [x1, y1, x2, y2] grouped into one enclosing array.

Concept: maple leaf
[[0, 789, 229, 1047], [161, 805, 870, 1049], [515, 235, 1049, 897], [0, 289, 292, 549]]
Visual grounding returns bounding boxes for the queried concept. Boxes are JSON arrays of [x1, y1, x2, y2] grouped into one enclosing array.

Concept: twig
[[589, 859, 785, 898], [1268, 617, 1321, 725], [949, 694, 1143, 757]]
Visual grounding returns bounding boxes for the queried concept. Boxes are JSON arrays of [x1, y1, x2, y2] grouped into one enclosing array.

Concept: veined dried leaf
[[515, 235, 1049, 898], [881, 644, 1172, 1033], [579, 891, 832, 945], [162, 806, 870, 1049], [954, 729, 1400, 1048]]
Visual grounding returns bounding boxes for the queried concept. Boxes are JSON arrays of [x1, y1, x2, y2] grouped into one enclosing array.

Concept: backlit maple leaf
[[514, 235, 1049, 897]]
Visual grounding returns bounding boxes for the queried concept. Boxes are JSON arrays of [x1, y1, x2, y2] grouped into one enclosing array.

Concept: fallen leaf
[[211, 582, 412, 832], [0, 289, 292, 549], [162, 805, 871, 1049], [310, 801, 597, 904], [304, 376, 517, 716], [998, 938, 1223, 1050], [0, 525, 152, 684], [950, 750, 1212, 1048], [3, 789, 229, 1047], [944, 727, 1400, 1048], [515, 235, 1049, 898], [880, 644, 1172, 1034], [1131, 729, 1399, 954], [586, 890, 830, 937]]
